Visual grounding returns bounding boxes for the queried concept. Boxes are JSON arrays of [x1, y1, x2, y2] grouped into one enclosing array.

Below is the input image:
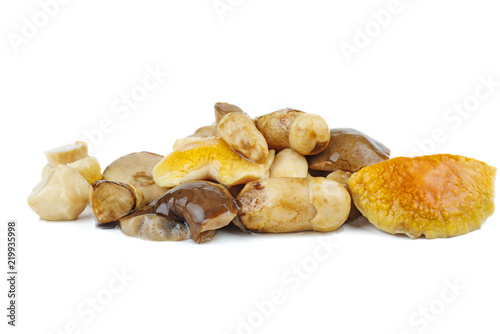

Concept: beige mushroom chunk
[[45, 141, 89, 167], [326, 170, 362, 221], [269, 148, 308, 178], [237, 177, 351, 233], [153, 137, 275, 188], [27, 165, 90, 221], [189, 123, 217, 138], [102, 152, 169, 204], [255, 108, 330, 155], [68, 156, 102, 184], [217, 112, 268, 163]]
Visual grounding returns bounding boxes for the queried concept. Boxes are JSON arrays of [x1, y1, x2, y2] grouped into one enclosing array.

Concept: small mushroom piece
[[269, 148, 308, 178], [68, 156, 102, 184], [27, 165, 90, 221], [255, 108, 330, 155], [153, 137, 275, 187], [237, 177, 351, 233], [217, 111, 269, 163], [326, 170, 361, 221], [172, 137, 205, 150], [189, 123, 217, 138], [120, 181, 239, 243], [214, 102, 244, 123], [120, 213, 191, 241], [45, 141, 89, 167], [102, 152, 169, 204], [308, 128, 391, 173], [89, 180, 145, 225]]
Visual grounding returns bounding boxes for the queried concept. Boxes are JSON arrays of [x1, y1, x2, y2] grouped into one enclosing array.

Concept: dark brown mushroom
[[119, 181, 238, 243], [307, 128, 391, 173]]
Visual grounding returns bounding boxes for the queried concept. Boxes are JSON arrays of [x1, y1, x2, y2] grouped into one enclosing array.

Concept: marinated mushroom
[[214, 102, 244, 123], [45, 141, 89, 167], [67, 156, 102, 184], [152, 137, 275, 187], [102, 152, 169, 204], [255, 108, 330, 155], [308, 128, 390, 173], [189, 123, 217, 138], [119, 181, 239, 243], [89, 180, 145, 225], [120, 213, 191, 242], [27, 165, 90, 221], [326, 170, 361, 221], [237, 177, 351, 233], [349, 154, 497, 238], [269, 148, 308, 178], [217, 111, 268, 163]]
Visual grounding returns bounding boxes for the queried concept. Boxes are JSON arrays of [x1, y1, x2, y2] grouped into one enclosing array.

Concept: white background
[[1, 1, 499, 333]]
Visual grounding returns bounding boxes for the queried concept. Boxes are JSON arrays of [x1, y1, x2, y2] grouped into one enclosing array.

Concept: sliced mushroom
[[102, 152, 169, 204], [89, 180, 145, 225], [119, 181, 239, 243], [308, 128, 391, 173], [153, 137, 275, 188], [45, 141, 88, 167]]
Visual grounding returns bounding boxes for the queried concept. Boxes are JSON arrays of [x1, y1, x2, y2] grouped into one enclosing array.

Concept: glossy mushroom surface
[[120, 181, 238, 243], [308, 128, 390, 173]]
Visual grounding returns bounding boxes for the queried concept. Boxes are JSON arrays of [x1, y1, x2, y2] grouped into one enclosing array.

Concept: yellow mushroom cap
[[349, 154, 496, 239], [153, 137, 275, 187]]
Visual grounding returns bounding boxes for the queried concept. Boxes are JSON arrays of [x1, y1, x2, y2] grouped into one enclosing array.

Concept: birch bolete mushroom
[[308, 128, 390, 173], [119, 181, 239, 243], [255, 108, 330, 155], [237, 177, 351, 233]]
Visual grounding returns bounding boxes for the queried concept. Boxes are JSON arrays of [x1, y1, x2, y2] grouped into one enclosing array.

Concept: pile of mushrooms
[[28, 102, 391, 243]]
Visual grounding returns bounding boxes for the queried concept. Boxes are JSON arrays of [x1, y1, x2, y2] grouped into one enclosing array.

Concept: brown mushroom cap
[[307, 128, 391, 173], [120, 181, 238, 243], [102, 151, 169, 204]]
